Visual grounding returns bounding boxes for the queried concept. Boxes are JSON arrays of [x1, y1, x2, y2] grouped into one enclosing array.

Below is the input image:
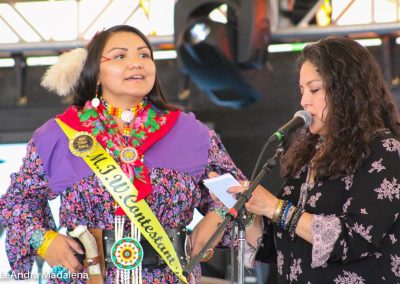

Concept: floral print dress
[[257, 134, 400, 283], [0, 105, 245, 284]]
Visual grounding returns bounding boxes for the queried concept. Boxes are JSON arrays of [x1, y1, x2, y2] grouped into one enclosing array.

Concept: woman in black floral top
[[232, 36, 400, 283]]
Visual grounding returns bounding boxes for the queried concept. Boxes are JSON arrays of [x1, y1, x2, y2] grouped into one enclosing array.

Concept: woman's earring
[[91, 85, 100, 108]]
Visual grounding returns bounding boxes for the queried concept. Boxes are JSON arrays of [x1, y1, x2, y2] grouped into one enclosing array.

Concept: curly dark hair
[[73, 25, 177, 111], [280, 35, 400, 180]]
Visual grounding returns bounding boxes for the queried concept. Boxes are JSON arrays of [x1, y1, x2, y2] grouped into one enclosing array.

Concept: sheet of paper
[[203, 173, 241, 208]]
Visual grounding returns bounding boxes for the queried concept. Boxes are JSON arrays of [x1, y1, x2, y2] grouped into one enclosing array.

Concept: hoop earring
[[91, 85, 101, 108]]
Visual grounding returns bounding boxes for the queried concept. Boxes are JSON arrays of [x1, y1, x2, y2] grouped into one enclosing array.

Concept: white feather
[[41, 48, 87, 96]]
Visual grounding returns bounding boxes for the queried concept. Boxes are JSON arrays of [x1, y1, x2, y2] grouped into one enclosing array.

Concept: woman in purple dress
[[0, 25, 245, 284]]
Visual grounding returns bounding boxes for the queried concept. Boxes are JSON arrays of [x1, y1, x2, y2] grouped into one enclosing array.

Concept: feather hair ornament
[[41, 48, 87, 96]]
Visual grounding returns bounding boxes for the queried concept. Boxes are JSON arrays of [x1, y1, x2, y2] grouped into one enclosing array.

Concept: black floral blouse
[[257, 134, 400, 283]]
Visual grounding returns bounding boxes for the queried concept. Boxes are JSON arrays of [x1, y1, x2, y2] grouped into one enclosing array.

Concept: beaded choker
[[103, 98, 147, 138]]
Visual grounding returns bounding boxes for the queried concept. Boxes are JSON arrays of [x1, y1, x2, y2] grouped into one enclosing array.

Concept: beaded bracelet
[[30, 228, 46, 250], [37, 230, 58, 258], [283, 206, 296, 230], [272, 199, 284, 223], [213, 207, 228, 221], [276, 200, 289, 226], [279, 202, 292, 230], [245, 212, 256, 228], [289, 208, 305, 239], [200, 248, 214, 263]]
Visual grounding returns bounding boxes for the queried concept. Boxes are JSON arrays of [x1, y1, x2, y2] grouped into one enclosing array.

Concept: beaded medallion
[[111, 237, 143, 270], [120, 147, 139, 164]]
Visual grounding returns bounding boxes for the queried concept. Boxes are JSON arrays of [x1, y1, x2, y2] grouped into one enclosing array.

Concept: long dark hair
[[280, 35, 400, 180], [74, 25, 177, 111]]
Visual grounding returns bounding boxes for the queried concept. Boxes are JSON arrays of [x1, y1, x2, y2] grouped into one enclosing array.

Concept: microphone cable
[[250, 137, 273, 182]]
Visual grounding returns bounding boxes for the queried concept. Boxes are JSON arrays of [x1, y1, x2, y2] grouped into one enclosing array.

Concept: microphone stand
[[236, 209, 246, 284], [183, 145, 285, 283]]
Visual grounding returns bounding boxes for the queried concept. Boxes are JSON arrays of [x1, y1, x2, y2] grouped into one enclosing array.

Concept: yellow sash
[[56, 118, 188, 283]]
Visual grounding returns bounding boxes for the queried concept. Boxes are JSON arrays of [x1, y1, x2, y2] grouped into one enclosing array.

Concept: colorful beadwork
[[111, 237, 143, 270], [120, 147, 139, 164], [51, 265, 70, 281], [77, 99, 173, 201], [29, 229, 45, 250], [104, 98, 147, 139]]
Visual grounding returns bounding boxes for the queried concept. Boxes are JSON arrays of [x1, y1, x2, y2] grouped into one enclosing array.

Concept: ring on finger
[[200, 248, 214, 263], [51, 265, 70, 281]]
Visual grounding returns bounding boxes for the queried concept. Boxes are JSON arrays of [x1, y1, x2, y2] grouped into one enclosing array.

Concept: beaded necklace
[[300, 136, 326, 208], [103, 98, 147, 140], [71, 99, 177, 200]]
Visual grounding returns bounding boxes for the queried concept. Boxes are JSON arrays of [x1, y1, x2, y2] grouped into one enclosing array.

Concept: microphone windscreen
[[293, 110, 312, 128]]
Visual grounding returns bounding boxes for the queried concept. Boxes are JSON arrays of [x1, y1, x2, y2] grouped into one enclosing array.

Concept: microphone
[[268, 110, 312, 143]]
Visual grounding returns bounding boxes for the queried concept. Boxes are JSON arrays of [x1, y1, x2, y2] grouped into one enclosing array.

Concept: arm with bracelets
[[0, 140, 84, 277], [29, 228, 84, 273], [228, 184, 313, 245]]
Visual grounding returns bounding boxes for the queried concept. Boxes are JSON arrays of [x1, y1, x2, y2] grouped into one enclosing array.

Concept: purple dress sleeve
[[0, 140, 58, 276], [198, 129, 247, 213], [197, 130, 247, 246]]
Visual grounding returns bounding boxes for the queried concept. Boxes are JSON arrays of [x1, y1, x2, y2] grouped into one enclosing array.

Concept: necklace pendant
[[120, 147, 138, 164], [121, 110, 134, 123]]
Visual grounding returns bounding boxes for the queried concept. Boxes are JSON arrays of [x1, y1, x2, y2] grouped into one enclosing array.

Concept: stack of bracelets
[[213, 207, 256, 228], [30, 229, 70, 280], [272, 199, 305, 239], [30, 228, 59, 258]]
